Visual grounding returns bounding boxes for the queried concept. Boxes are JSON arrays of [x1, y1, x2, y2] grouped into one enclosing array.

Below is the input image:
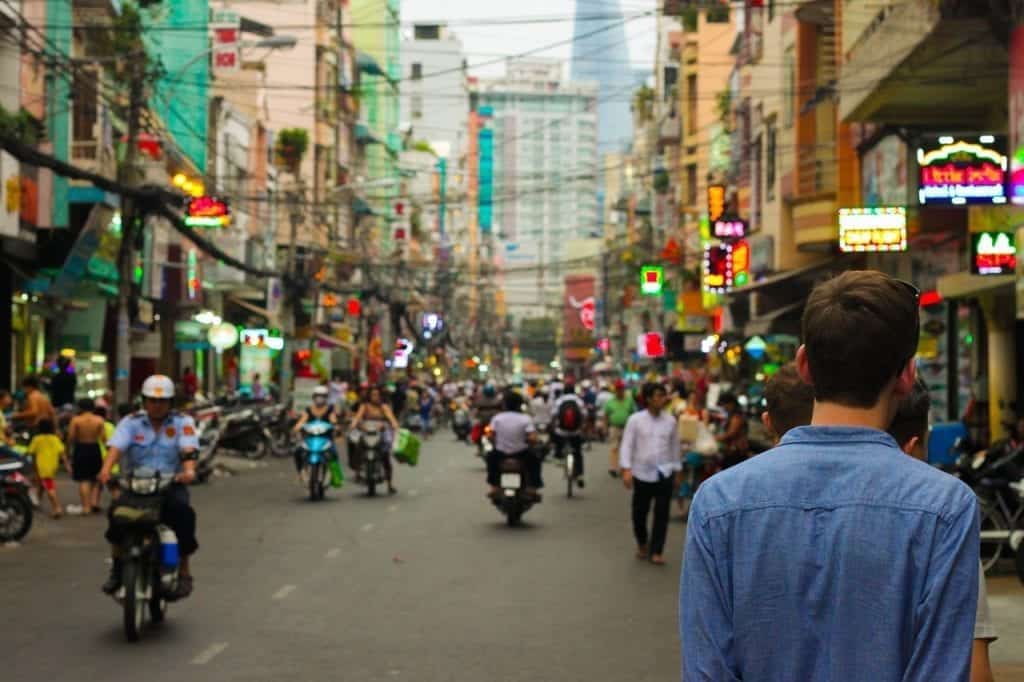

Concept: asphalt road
[[2, 435, 683, 682]]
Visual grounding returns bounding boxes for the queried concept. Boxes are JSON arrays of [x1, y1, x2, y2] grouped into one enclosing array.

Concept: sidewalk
[[988, 573, 1024, 678]]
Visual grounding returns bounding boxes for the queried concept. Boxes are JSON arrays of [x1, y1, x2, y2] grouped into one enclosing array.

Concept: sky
[[400, 0, 658, 80]]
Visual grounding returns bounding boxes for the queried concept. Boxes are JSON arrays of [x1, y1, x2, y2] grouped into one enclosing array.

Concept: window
[[686, 74, 698, 135], [664, 66, 678, 100], [72, 69, 98, 142], [414, 24, 441, 40], [686, 163, 697, 206], [752, 134, 762, 231], [411, 63, 422, 80], [765, 121, 776, 201], [784, 48, 795, 128], [411, 94, 423, 119]]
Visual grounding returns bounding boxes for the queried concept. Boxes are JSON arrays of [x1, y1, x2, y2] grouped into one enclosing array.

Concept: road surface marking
[[272, 584, 297, 600], [387, 504, 399, 512], [191, 642, 229, 665], [361, 523, 375, 532], [325, 548, 341, 559]]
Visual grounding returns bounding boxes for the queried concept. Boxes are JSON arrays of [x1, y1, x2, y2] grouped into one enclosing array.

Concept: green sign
[[640, 265, 664, 295]]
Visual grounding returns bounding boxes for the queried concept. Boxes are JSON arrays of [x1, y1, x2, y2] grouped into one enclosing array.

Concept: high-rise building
[[475, 58, 599, 321], [570, 0, 635, 154]]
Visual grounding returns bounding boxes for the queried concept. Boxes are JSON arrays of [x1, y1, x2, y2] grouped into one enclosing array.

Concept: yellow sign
[[5, 176, 20, 213]]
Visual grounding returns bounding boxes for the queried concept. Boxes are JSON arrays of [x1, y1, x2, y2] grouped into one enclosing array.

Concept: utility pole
[[114, 57, 144, 406], [280, 182, 304, 404]]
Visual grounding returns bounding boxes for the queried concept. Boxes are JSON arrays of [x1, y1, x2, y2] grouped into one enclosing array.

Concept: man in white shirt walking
[[620, 382, 680, 566]]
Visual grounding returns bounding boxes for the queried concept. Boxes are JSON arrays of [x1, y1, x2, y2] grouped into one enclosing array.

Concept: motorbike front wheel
[[122, 559, 146, 642], [0, 492, 33, 542], [309, 462, 325, 501], [244, 435, 270, 460], [365, 460, 377, 497]]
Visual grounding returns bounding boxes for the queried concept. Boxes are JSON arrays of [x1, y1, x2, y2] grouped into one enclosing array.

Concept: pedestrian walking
[[13, 374, 57, 431], [602, 379, 634, 478], [65, 398, 105, 515], [681, 270, 980, 680], [28, 419, 68, 518], [619, 382, 679, 566], [714, 392, 749, 468]]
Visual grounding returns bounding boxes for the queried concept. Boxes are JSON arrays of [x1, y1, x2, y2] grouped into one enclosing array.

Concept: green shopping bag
[[393, 428, 421, 466], [328, 458, 345, 488]]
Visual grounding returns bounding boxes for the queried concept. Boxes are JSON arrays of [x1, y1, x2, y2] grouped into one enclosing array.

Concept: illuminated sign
[[838, 207, 908, 253], [917, 135, 1007, 205], [240, 328, 285, 351], [393, 337, 415, 368], [636, 332, 665, 359], [568, 295, 596, 331], [421, 313, 444, 333], [208, 322, 238, 351], [713, 217, 747, 239], [640, 265, 664, 295], [186, 248, 200, 299], [702, 240, 750, 293], [185, 196, 232, 227], [972, 231, 1017, 275], [707, 184, 726, 222]]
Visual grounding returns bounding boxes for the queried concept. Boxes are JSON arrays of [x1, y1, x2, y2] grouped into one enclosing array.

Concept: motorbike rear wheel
[[149, 592, 166, 624], [565, 454, 575, 498], [0, 492, 33, 542], [506, 509, 522, 527], [366, 460, 377, 497], [122, 559, 145, 642]]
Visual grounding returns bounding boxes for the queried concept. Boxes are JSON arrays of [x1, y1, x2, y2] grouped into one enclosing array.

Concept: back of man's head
[[887, 378, 931, 459], [801, 270, 919, 408], [763, 363, 814, 442]]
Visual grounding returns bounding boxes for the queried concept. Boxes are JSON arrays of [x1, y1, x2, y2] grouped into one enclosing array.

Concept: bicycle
[[977, 477, 1024, 574]]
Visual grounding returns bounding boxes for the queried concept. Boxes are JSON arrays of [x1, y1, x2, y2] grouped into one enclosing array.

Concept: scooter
[[351, 422, 389, 497], [490, 450, 540, 527], [108, 469, 186, 642], [299, 419, 333, 501], [452, 408, 471, 442], [0, 455, 33, 542], [215, 407, 272, 460]]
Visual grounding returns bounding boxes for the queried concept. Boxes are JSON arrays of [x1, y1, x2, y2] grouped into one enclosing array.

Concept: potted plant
[[274, 128, 309, 173]]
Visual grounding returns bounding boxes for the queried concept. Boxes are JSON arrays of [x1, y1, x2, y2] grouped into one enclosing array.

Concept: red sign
[[637, 332, 665, 359], [564, 275, 596, 362], [185, 196, 231, 227], [917, 135, 1007, 205]]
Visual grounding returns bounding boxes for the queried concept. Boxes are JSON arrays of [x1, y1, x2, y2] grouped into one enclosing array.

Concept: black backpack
[[557, 399, 583, 432]]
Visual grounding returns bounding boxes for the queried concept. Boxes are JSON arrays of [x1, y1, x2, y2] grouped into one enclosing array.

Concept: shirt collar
[[779, 425, 900, 449]]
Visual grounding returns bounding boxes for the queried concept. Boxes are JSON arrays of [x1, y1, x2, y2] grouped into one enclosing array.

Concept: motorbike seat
[[0, 458, 23, 472], [499, 458, 524, 473]]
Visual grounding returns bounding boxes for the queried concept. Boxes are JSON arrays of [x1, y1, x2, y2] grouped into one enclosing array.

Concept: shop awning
[[730, 260, 835, 296], [937, 272, 1014, 300], [228, 296, 275, 322], [744, 300, 805, 338]]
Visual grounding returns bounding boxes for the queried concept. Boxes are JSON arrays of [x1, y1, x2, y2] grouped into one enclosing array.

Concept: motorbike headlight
[[364, 434, 380, 447], [130, 478, 159, 495]]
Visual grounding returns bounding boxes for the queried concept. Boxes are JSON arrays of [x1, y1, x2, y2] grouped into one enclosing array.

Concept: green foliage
[[653, 168, 670, 195], [632, 85, 654, 123], [715, 89, 733, 133], [0, 105, 45, 145], [275, 128, 310, 172]]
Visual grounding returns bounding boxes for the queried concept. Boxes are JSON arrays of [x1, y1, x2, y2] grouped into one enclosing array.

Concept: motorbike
[[261, 401, 296, 458], [490, 451, 540, 526], [533, 420, 552, 459], [299, 419, 333, 501], [452, 408, 471, 442], [108, 469, 185, 642], [0, 455, 33, 542], [214, 407, 272, 460], [351, 421, 389, 497]]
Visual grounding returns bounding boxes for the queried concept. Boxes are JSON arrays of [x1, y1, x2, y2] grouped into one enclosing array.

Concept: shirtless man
[[66, 398, 106, 514]]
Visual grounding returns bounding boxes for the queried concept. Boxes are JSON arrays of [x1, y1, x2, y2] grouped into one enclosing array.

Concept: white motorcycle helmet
[[582, 379, 593, 390], [141, 374, 175, 400], [313, 386, 329, 405]]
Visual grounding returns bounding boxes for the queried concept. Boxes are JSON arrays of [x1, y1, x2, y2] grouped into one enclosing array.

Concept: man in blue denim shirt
[[681, 271, 979, 681]]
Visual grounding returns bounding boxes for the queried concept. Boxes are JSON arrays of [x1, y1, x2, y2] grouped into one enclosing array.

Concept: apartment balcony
[[70, 139, 117, 181], [838, 0, 1007, 125]]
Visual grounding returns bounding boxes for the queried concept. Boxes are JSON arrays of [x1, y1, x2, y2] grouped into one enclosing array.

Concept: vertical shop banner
[[1010, 25, 1024, 204], [50, 203, 115, 299], [563, 275, 596, 362], [0, 151, 20, 238], [211, 9, 241, 72]]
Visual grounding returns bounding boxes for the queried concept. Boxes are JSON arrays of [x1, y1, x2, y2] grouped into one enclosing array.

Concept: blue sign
[[478, 128, 494, 233]]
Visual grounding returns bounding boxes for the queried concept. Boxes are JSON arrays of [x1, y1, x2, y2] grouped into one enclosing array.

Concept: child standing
[[28, 419, 68, 518]]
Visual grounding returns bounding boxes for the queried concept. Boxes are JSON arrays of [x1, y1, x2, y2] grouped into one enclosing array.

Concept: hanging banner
[[49, 203, 116, 299], [563, 275, 595, 362]]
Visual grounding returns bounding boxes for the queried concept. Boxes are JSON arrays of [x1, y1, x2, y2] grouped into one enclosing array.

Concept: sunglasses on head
[[894, 279, 920, 305]]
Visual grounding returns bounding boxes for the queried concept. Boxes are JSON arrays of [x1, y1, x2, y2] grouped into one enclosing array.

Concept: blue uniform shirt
[[681, 426, 979, 682], [108, 411, 199, 476]]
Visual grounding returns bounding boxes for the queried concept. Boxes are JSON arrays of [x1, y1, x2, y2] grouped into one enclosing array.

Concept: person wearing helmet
[[98, 375, 200, 598], [552, 377, 587, 488], [473, 382, 503, 428], [292, 385, 342, 486]]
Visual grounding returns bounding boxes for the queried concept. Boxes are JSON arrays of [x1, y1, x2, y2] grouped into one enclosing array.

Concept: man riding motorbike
[[292, 386, 342, 486], [487, 390, 542, 500], [98, 375, 199, 599]]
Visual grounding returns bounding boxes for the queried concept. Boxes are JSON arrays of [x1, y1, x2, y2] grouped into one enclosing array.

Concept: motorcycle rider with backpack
[[552, 378, 587, 488]]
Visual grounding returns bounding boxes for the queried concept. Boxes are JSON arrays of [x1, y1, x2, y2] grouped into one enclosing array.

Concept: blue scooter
[[300, 419, 334, 501]]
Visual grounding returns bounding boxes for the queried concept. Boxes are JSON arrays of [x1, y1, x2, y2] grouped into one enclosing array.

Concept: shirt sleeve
[[619, 416, 635, 470], [177, 416, 200, 451], [680, 495, 741, 681], [108, 417, 135, 451], [974, 560, 997, 641], [903, 495, 979, 682]]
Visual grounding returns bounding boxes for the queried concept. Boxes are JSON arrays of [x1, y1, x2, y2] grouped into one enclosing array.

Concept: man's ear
[[894, 358, 916, 400], [900, 435, 922, 459], [796, 345, 813, 386], [761, 411, 776, 441]]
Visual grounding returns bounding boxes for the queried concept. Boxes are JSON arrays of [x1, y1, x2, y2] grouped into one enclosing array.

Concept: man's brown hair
[[802, 270, 919, 408], [764, 363, 814, 438]]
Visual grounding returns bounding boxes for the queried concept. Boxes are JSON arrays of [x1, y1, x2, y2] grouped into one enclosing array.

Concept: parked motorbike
[[261, 401, 296, 457], [300, 419, 333, 501], [108, 469, 186, 642], [351, 421, 389, 497], [452, 409, 471, 442], [0, 456, 33, 542], [490, 452, 540, 527], [215, 407, 272, 460]]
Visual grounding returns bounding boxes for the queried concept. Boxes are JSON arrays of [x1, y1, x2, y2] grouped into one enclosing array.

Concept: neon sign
[[636, 332, 665, 359], [713, 217, 747, 239], [569, 295, 596, 331], [917, 135, 1007, 205], [707, 184, 726, 222], [185, 196, 232, 227], [240, 328, 285, 351], [640, 265, 664, 295], [972, 231, 1017, 275], [186, 249, 200, 299], [702, 240, 749, 293], [838, 207, 907, 253]]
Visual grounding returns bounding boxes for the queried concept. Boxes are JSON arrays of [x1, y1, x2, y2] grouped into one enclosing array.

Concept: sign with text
[[707, 184, 726, 222], [185, 196, 231, 227], [211, 9, 241, 72], [838, 207, 908, 253], [972, 231, 1016, 275], [917, 134, 1007, 205], [702, 240, 749, 293], [713, 216, 747, 239], [640, 265, 664, 295]]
